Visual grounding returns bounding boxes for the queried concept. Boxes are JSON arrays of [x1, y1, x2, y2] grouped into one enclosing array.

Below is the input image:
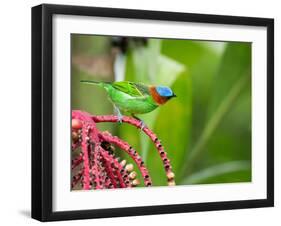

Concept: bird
[[80, 80, 177, 128]]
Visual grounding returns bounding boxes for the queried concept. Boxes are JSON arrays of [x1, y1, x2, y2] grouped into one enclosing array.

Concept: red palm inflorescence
[[71, 110, 175, 190]]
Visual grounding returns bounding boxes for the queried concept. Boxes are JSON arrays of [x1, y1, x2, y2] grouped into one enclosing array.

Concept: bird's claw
[[132, 114, 146, 130], [114, 105, 123, 124], [117, 114, 123, 124], [139, 120, 146, 130]]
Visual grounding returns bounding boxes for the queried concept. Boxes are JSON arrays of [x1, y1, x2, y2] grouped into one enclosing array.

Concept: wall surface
[[0, 0, 279, 225]]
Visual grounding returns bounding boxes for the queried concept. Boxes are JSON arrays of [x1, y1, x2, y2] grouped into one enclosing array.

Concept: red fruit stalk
[[72, 110, 175, 190]]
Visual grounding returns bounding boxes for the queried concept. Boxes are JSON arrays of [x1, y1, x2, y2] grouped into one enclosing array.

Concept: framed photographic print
[[31, 4, 274, 221]]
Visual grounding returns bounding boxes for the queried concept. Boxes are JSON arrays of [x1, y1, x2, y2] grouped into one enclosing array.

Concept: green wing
[[112, 81, 150, 97]]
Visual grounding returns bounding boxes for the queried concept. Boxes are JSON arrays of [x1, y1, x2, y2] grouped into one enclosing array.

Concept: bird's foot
[[117, 114, 123, 124], [114, 105, 123, 124], [139, 120, 146, 130], [132, 115, 146, 130]]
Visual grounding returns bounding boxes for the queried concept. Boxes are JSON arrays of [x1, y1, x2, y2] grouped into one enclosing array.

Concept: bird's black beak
[[168, 94, 177, 100]]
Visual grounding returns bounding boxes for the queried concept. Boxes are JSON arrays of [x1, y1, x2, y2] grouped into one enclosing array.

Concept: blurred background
[[71, 34, 251, 187]]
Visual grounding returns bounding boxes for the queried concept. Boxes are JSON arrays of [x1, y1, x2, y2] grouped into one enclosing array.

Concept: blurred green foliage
[[72, 34, 251, 187]]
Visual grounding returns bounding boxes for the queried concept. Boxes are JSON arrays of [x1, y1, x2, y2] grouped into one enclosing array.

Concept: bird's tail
[[80, 80, 111, 87], [80, 80, 101, 85]]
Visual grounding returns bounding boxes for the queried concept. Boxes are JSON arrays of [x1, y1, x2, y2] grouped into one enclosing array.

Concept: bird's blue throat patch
[[156, 86, 173, 97]]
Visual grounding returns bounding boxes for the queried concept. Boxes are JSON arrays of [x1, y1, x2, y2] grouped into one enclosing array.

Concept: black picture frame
[[32, 3, 274, 222]]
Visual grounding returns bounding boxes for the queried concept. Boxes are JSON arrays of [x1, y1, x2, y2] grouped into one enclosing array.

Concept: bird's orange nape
[[149, 86, 169, 105]]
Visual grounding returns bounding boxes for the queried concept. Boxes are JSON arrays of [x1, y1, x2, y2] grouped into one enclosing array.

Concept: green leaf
[[161, 40, 225, 182], [184, 42, 251, 176], [181, 161, 251, 184]]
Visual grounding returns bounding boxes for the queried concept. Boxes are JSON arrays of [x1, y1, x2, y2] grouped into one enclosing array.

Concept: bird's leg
[[113, 105, 123, 124], [132, 114, 146, 130]]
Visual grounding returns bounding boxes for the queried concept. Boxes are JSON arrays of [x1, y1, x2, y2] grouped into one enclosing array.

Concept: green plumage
[[80, 80, 158, 114]]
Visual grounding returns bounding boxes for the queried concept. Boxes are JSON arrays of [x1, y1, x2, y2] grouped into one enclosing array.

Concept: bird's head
[[150, 85, 177, 105]]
